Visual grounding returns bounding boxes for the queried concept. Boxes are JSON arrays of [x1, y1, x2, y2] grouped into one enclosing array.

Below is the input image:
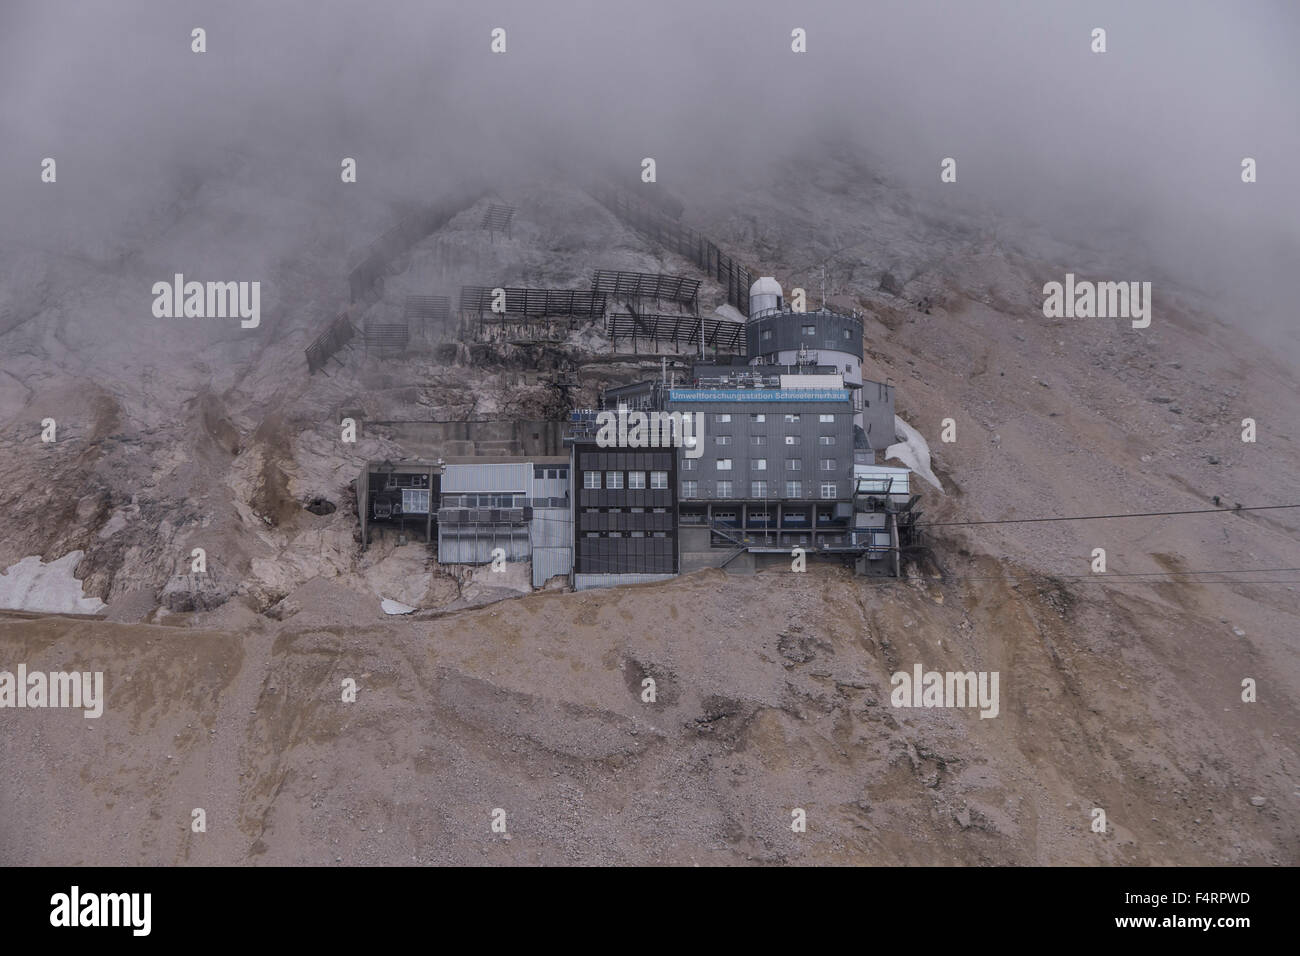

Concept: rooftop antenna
[[819, 264, 826, 310]]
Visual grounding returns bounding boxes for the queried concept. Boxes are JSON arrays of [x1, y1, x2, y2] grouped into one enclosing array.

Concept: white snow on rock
[[713, 303, 747, 324], [381, 598, 417, 615], [886, 416, 944, 492], [0, 552, 107, 614]]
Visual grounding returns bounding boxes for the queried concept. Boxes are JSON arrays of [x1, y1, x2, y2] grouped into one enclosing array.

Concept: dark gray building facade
[[570, 439, 678, 576], [665, 384, 858, 560]]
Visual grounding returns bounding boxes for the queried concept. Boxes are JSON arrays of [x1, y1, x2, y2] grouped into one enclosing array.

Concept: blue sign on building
[[667, 388, 849, 403]]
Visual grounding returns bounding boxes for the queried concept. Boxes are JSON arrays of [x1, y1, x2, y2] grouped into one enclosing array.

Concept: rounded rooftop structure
[[749, 276, 783, 315]]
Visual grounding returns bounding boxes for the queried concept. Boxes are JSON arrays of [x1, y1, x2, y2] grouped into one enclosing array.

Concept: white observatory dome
[[749, 276, 783, 315]]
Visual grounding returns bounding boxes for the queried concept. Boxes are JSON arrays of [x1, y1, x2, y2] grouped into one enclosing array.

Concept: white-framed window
[[821, 482, 837, 499], [682, 480, 698, 498], [716, 480, 733, 497], [786, 480, 802, 497], [751, 435, 766, 446], [785, 435, 800, 445], [820, 458, 837, 470], [627, 471, 646, 489], [606, 471, 624, 489], [650, 470, 667, 489], [784, 413, 800, 423], [402, 489, 430, 513], [682, 458, 697, 471], [819, 435, 835, 445], [802, 324, 816, 335], [753, 458, 767, 471], [752, 413, 766, 423], [715, 413, 731, 423], [819, 414, 835, 423], [716, 458, 732, 471], [715, 435, 731, 445], [584, 472, 601, 489], [786, 459, 802, 470], [751, 481, 767, 497], [761, 329, 772, 341]]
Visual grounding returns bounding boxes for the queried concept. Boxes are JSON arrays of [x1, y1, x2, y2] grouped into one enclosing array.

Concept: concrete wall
[[372, 420, 564, 459]]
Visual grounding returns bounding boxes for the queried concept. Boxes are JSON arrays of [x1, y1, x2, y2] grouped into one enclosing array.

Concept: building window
[[820, 458, 837, 470], [821, 482, 838, 499], [682, 480, 698, 498], [606, 471, 624, 490], [844, 329, 852, 339], [802, 325, 816, 335], [751, 481, 768, 497], [608, 532, 622, 538], [753, 458, 767, 471], [819, 414, 835, 423], [715, 435, 731, 445], [761, 329, 772, 341], [785, 435, 800, 445], [751, 435, 766, 446], [630, 531, 645, 538], [716, 459, 732, 471], [784, 413, 800, 423], [819, 435, 835, 445], [786, 459, 802, 471], [627, 471, 646, 489], [716, 481, 733, 497], [650, 470, 668, 489], [715, 413, 731, 423], [402, 489, 430, 513], [786, 480, 802, 498], [752, 413, 766, 423], [584, 472, 601, 489], [682, 458, 697, 471]]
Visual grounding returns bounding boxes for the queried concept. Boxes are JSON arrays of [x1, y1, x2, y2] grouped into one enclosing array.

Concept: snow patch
[[713, 303, 747, 324], [886, 416, 944, 492], [0, 552, 107, 614]]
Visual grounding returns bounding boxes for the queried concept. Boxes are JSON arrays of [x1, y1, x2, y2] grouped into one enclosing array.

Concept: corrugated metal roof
[[442, 462, 532, 493]]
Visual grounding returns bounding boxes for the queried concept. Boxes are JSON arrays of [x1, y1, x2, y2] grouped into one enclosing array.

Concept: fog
[[2, 0, 1296, 339]]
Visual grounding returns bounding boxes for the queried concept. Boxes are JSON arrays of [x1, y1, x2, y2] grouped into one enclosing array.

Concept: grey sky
[[1, 0, 1295, 336]]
